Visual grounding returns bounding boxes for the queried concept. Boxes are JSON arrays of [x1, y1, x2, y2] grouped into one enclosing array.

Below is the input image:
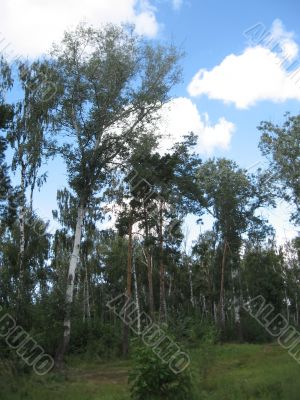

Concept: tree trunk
[[83, 262, 91, 323], [159, 200, 166, 322], [232, 278, 243, 341], [55, 205, 85, 368], [188, 261, 195, 308], [132, 246, 141, 335], [296, 292, 299, 325], [19, 163, 26, 292], [29, 172, 37, 214], [17, 161, 26, 313], [213, 302, 218, 324], [144, 206, 154, 317], [168, 275, 172, 297], [123, 214, 133, 356], [85, 264, 91, 320], [147, 253, 154, 317], [285, 289, 289, 320], [219, 241, 227, 331]]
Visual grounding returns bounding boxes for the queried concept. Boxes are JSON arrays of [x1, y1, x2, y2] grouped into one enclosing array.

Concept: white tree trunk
[[296, 292, 299, 325], [55, 205, 85, 367], [132, 249, 141, 335], [66, 206, 84, 304], [188, 262, 195, 308], [213, 302, 218, 324], [168, 275, 172, 297], [285, 289, 289, 320], [19, 164, 26, 272], [85, 264, 91, 320], [18, 162, 26, 306]]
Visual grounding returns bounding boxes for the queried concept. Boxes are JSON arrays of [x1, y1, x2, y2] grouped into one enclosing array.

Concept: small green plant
[[129, 342, 193, 400]]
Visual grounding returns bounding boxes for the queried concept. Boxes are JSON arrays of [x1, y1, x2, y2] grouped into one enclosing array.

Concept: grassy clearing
[[192, 343, 300, 399], [1, 344, 300, 399]]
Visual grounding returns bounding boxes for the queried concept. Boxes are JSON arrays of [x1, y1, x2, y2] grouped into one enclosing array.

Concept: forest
[[0, 23, 300, 400]]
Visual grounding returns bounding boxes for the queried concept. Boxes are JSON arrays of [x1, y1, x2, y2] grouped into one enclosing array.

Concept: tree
[[7, 61, 56, 314], [51, 23, 182, 366], [259, 113, 300, 225], [0, 56, 13, 215], [0, 55, 13, 106], [192, 230, 218, 320], [243, 244, 285, 317], [120, 134, 201, 323], [196, 159, 272, 335], [282, 239, 300, 324]]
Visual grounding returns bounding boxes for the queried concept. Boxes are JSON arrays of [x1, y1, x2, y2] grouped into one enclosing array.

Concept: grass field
[[1, 343, 300, 399]]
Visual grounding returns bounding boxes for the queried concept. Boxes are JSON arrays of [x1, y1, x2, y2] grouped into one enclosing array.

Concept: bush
[[168, 314, 219, 347], [129, 342, 193, 400], [240, 312, 272, 343]]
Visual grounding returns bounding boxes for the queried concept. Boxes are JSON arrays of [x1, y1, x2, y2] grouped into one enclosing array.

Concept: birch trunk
[[213, 302, 218, 324], [159, 200, 167, 322], [85, 264, 91, 320], [168, 275, 172, 297], [55, 205, 85, 368], [147, 253, 154, 317], [232, 283, 242, 341], [219, 241, 227, 331], [188, 262, 195, 308], [123, 215, 132, 356], [132, 247, 141, 335], [296, 292, 299, 325], [144, 206, 154, 317], [18, 161, 26, 308]]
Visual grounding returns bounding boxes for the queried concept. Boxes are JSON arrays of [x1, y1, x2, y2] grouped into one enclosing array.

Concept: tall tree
[[196, 159, 272, 334], [259, 113, 300, 225], [7, 61, 56, 312], [51, 24, 181, 366], [0, 55, 13, 215]]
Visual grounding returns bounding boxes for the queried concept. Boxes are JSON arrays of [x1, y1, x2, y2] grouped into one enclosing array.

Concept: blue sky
[[1, 0, 299, 244]]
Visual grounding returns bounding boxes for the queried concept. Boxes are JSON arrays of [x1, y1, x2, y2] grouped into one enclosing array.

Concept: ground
[[1, 343, 299, 399]]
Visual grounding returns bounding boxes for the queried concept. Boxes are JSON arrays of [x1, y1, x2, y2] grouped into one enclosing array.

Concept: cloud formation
[[172, 0, 183, 10], [188, 19, 300, 109], [157, 97, 235, 154], [0, 0, 159, 58]]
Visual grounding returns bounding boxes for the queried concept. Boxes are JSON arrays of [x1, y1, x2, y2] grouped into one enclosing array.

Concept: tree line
[[0, 23, 299, 370]]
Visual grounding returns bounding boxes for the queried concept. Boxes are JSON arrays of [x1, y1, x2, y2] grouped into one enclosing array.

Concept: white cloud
[[262, 200, 299, 246], [157, 97, 235, 154], [172, 0, 183, 10], [266, 19, 298, 61], [188, 19, 300, 109], [0, 0, 159, 58]]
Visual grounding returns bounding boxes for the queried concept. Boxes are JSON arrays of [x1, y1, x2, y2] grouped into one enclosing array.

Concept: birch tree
[[0, 56, 13, 219], [196, 159, 273, 334], [7, 61, 56, 311], [51, 24, 181, 366], [259, 113, 300, 225]]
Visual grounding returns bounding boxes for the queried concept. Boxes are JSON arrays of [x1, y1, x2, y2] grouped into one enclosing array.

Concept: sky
[[1, 0, 299, 246]]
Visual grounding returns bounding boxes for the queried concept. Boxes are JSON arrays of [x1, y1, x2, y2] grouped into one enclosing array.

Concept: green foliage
[[242, 247, 285, 315], [2, 344, 300, 400], [259, 112, 300, 225], [129, 343, 193, 400], [70, 320, 123, 359], [239, 312, 271, 343], [169, 314, 219, 346], [1, 22, 300, 400]]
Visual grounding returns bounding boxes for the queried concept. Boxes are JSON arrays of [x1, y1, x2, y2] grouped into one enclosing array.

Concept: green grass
[[1, 344, 300, 399], [192, 343, 300, 399]]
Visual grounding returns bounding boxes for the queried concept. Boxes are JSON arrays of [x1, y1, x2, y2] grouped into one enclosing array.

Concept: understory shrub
[[129, 341, 193, 400]]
